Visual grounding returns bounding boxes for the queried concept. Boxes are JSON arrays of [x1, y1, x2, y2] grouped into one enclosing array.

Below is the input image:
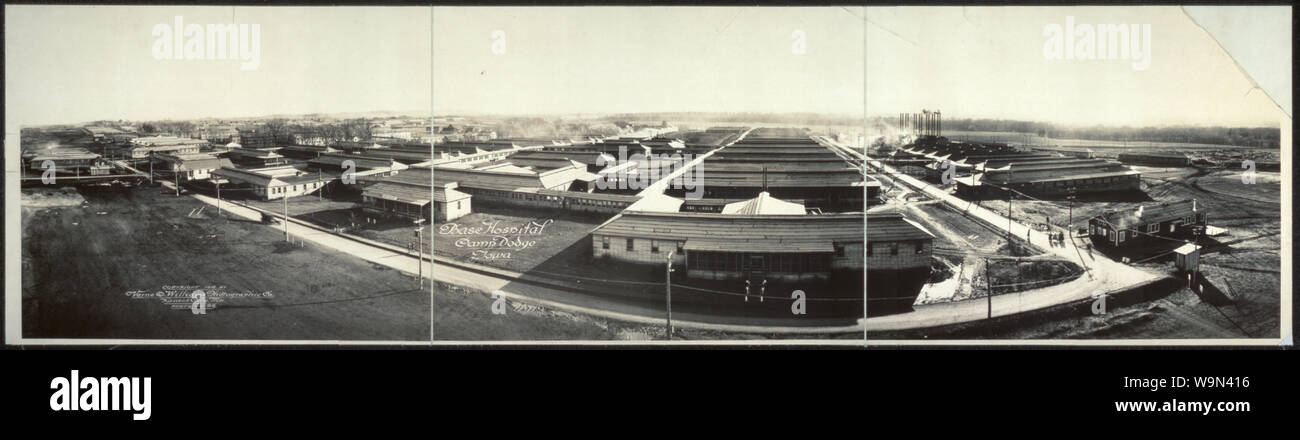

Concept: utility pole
[[415, 218, 425, 289], [283, 191, 289, 242], [1067, 186, 1077, 234], [1192, 226, 1202, 293], [174, 168, 180, 196], [148, 157, 153, 184], [1006, 187, 1014, 252], [216, 181, 222, 215], [665, 250, 675, 340], [985, 257, 993, 318]]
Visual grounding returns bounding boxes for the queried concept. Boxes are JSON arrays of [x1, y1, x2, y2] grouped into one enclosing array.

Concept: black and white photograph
[[1, 3, 1292, 347], [5, 5, 434, 342], [429, 7, 868, 341], [863, 6, 1290, 343]]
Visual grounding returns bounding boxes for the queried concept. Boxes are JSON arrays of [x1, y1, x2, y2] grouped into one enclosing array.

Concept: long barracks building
[[955, 158, 1141, 197], [665, 129, 866, 211]]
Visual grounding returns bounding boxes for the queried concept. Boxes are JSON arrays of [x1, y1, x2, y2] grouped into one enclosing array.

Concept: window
[[1119, 231, 1127, 242], [651, 241, 660, 254], [626, 238, 634, 251], [601, 236, 610, 250], [676, 242, 684, 254], [915, 240, 925, 254], [1147, 223, 1159, 233], [834, 244, 845, 257]]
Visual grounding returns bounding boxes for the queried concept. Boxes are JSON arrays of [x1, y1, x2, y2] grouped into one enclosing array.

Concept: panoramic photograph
[[863, 6, 1289, 341], [430, 7, 868, 341], [7, 5, 433, 342]]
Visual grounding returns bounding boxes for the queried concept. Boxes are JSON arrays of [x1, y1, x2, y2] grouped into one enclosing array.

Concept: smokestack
[[936, 111, 942, 137]]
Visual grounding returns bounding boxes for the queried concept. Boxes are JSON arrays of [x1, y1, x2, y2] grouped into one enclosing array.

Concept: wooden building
[[212, 165, 332, 200], [591, 211, 865, 282], [154, 152, 233, 181], [1088, 199, 1207, 247], [361, 168, 432, 221]]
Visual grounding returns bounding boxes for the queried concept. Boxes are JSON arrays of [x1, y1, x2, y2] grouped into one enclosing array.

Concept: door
[[747, 255, 766, 279]]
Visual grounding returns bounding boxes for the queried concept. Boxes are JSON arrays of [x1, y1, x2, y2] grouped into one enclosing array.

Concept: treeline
[[605, 112, 861, 127], [491, 117, 623, 139], [871, 116, 1280, 148], [277, 118, 374, 142]]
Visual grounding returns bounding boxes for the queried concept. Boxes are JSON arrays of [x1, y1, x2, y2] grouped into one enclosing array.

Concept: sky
[[867, 6, 1285, 127], [5, 6, 431, 127], [432, 7, 865, 117]]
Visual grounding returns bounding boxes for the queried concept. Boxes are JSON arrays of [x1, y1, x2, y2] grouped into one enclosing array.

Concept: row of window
[[1027, 176, 1133, 188], [265, 182, 320, 195], [866, 241, 926, 256], [474, 189, 632, 208], [687, 251, 831, 273], [1094, 215, 1205, 242], [601, 236, 686, 254]]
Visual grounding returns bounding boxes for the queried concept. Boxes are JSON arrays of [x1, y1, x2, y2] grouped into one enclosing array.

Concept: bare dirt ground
[[20, 184, 430, 341], [919, 165, 1281, 339]]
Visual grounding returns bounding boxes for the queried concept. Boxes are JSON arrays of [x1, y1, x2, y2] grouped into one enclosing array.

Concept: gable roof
[[721, 192, 806, 215], [1094, 199, 1199, 229]]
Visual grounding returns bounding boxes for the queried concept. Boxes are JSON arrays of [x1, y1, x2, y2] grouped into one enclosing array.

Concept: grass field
[[21, 184, 430, 341]]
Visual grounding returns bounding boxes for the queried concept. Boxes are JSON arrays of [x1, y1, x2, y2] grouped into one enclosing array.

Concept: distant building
[[236, 128, 277, 150], [201, 125, 239, 144], [212, 165, 332, 200], [128, 136, 206, 158], [28, 149, 110, 175], [1088, 199, 1207, 247], [155, 152, 233, 181], [1117, 152, 1191, 167], [225, 148, 288, 167], [360, 168, 432, 221], [956, 159, 1141, 197], [308, 152, 408, 178]]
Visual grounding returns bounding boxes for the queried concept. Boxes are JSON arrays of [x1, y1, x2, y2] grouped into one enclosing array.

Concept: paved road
[[864, 159, 1166, 331], [164, 181, 434, 281], [170, 181, 861, 335]]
